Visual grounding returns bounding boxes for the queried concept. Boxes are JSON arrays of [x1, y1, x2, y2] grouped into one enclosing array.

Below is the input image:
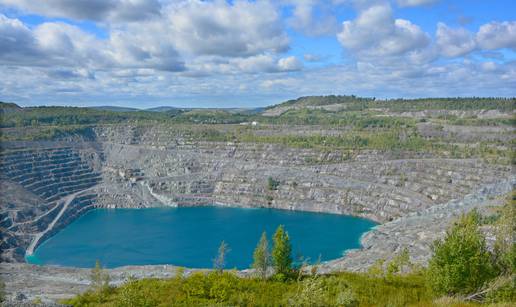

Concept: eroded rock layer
[[0, 125, 512, 264], [0, 121, 514, 304]]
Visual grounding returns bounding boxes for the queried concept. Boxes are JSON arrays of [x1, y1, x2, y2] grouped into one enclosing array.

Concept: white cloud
[[476, 21, 516, 50], [34, 22, 109, 66], [162, 0, 289, 57], [107, 25, 185, 71], [0, 14, 184, 72], [2, 55, 515, 108], [286, 0, 339, 36], [0, 0, 290, 68], [397, 0, 439, 7], [0, 0, 161, 22], [0, 0, 293, 74], [436, 23, 476, 57], [303, 53, 323, 62], [260, 78, 298, 89], [0, 0, 515, 106], [481, 61, 497, 72], [237, 55, 302, 73], [337, 4, 429, 57], [183, 54, 302, 76], [234, 55, 277, 73], [0, 14, 40, 63], [278, 56, 303, 71]]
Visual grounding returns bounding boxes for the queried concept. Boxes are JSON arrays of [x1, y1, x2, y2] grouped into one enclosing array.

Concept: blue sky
[[0, 0, 515, 108]]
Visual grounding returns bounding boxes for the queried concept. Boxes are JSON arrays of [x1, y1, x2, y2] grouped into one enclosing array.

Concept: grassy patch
[[63, 271, 440, 306]]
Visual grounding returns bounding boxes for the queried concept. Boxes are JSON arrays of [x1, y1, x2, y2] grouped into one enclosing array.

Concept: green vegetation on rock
[[267, 95, 515, 112], [267, 177, 280, 191], [1, 96, 513, 164]]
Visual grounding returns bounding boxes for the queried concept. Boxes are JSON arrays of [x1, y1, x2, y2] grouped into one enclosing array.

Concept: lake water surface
[[27, 206, 376, 269]]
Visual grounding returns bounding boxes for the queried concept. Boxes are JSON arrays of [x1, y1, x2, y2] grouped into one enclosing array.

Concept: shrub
[[285, 276, 328, 306], [336, 287, 358, 307], [493, 194, 516, 275], [66, 270, 437, 306], [485, 275, 516, 303], [367, 259, 386, 278], [427, 210, 496, 295], [267, 177, 280, 191], [386, 248, 411, 277], [117, 278, 155, 307]]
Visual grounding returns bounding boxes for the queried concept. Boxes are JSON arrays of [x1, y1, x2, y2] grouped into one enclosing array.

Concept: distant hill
[[145, 106, 181, 112], [262, 95, 515, 116], [262, 95, 373, 116], [247, 107, 265, 114], [1, 96, 512, 128], [224, 107, 264, 115], [0, 101, 22, 109], [269, 95, 373, 109], [89, 106, 141, 112], [0, 101, 22, 115]]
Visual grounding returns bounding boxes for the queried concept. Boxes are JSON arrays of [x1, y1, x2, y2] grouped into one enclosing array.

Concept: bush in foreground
[[427, 210, 496, 296], [64, 270, 435, 306]]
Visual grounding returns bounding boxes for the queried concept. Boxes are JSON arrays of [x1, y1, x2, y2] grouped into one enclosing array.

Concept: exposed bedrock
[[0, 124, 514, 303], [318, 179, 514, 273], [0, 125, 513, 263], [0, 142, 103, 260], [101, 140, 509, 223]]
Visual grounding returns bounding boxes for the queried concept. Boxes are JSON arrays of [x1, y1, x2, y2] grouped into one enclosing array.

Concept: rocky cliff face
[[318, 179, 514, 273], [0, 124, 512, 264], [0, 122, 514, 304]]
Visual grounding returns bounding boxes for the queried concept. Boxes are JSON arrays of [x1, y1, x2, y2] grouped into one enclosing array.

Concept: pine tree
[[272, 225, 292, 276], [252, 231, 270, 279], [213, 240, 230, 273], [90, 260, 110, 295]]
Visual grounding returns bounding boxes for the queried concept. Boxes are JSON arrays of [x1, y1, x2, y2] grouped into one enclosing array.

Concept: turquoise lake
[[27, 206, 376, 269]]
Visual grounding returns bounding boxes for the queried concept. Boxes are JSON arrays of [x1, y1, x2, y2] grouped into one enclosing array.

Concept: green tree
[[213, 240, 230, 273], [252, 231, 270, 279], [90, 260, 110, 297], [427, 210, 496, 295], [272, 225, 292, 276]]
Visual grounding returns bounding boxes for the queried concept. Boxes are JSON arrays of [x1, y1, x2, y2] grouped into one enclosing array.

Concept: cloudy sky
[[0, 0, 515, 108]]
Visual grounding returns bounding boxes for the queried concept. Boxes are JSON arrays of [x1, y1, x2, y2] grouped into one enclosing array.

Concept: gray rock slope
[[0, 124, 513, 303]]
